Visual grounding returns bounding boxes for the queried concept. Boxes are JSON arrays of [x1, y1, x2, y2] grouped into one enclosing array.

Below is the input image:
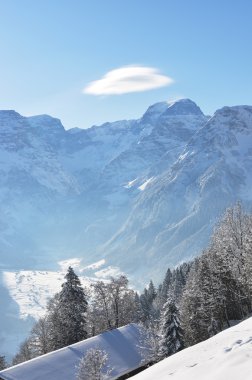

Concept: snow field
[[132, 317, 252, 380]]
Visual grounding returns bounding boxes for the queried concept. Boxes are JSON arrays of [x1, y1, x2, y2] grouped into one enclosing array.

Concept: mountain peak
[[0, 110, 23, 122], [163, 98, 204, 116], [141, 102, 170, 123], [142, 99, 204, 123], [214, 104, 252, 118], [27, 114, 65, 132]]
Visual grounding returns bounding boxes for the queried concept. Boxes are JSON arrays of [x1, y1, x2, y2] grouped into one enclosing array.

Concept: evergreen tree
[[140, 281, 159, 322], [140, 289, 152, 322], [132, 292, 144, 322], [169, 268, 184, 301], [59, 266, 88, 345], [160, 268, 172, 302], [147, 280, 157, 304], [48, 267, 88, 349], [159, 299, 184, 359]]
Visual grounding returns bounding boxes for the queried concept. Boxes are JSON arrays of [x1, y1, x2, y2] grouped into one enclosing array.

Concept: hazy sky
[[0, 0, 251, 129]]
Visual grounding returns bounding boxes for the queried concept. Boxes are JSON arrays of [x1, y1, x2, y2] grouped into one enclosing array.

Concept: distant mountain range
[[1, 99, 252, 280], [0, 98, 252, 357]]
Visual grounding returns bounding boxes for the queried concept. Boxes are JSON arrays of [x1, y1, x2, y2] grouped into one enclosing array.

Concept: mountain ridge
[[1, 100, 252, 279]]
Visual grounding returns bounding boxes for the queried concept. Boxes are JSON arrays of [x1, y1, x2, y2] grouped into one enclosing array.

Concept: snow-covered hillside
[[2, 258, 120, 320], [0, 257, 123, 358], [133, 317, 252, 380]]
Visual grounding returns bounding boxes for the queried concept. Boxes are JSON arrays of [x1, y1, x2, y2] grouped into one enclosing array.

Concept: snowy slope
[[0, 258, 122, 359], [2, 270, 93, 320], [2, 258, 120, 320], [0, 324, 146, 380], [132, 317, 252, 380]]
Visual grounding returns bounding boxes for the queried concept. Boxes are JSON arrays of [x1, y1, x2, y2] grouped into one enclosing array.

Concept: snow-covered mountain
[[103, 105, 252, 281], [1, 99, 252, 279], [0, 99, 252, 357], [132, 317, 252, 380], [0, 99, 208, 273], [1, 99, 252, 280]]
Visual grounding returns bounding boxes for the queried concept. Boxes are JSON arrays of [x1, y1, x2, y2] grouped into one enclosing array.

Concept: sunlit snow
[[133, 317, 252, 380]]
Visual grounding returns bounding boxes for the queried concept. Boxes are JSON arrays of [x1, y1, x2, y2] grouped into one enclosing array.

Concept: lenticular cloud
[[83, 65, 174, 95]]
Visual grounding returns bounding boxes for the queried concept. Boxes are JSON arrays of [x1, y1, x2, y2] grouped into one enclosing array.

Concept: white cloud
[[83, 65, 174, 95]]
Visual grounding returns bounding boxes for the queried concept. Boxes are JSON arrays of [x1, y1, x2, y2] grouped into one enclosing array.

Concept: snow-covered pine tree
[[147, 280, 157, 304], [132, 292, 144, 323], [50, 266, 88, 348], [158, 299, 184, 360], [160, 268, 172, 302], [140, 289, 151, 322], [140, 281, 159, 322]]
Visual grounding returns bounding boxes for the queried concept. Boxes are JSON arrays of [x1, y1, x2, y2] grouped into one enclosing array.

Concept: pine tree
[[48, 267, 88, 349], [160, 268, 172, 302], [132, 292, 144, 322], [159, 299, 184, 359], [140, 281, 159, 322], [147, 280, 157, 304]]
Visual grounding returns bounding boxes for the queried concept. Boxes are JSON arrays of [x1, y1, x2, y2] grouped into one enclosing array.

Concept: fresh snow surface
[[2, 270, 92, 320], [2, 258, 114, 320], [0, 324, 146, 380], [132, 317, 252, 380]]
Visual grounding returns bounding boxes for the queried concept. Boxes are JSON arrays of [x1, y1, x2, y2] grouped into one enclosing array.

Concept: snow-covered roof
[[132, 317, 252, 380], [0, 324, 145, 380]]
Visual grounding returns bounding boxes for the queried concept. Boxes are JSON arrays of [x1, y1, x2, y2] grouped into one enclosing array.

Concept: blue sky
[[0, 0, 251, 129]]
